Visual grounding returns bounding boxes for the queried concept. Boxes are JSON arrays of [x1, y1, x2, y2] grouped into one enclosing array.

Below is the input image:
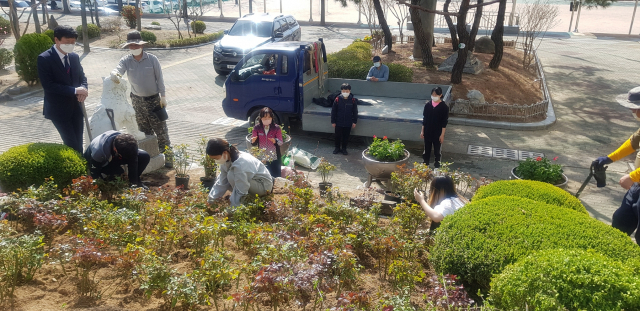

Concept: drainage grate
[[467, 145, 544, 161], [211, 117, 248, 127]]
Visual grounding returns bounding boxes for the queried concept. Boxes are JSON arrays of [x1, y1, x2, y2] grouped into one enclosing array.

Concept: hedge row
[[430, 195, 640, 294], [148, 31, 223, 48], [490, 248, 640, 310], [473, 179, 587, 214], [327, 42, 413, 83]]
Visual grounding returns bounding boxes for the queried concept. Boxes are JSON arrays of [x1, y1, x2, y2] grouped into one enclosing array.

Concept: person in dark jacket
[[84, 130, 150, 188], [37, 25, 89, 154], [331, 83, 358, 155], [421, 87, 448, 168]]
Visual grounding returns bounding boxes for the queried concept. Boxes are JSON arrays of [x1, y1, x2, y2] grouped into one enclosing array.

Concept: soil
[[381, 43, 543, 106]]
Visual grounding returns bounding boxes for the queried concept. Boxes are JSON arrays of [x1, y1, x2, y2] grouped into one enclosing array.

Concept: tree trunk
[[117, 0, 122, 12], [321, 0, 325, 25], [31, 0, 41, 33], [94, 0, 100, 28], [81, 0, 90, 53], [410, 0, 433, 66], [443, 0, 458, 51], [412, 0, 437, 57], [489, 0, 507, 69], [137, 0, 143, 31], [372, 0, 392, 51], [41, 2, 48, 24], [249, 0, 252, 13], [8, 0, 21, 40], [451, 0, 470, 84], [63, 0, 71, 14], [467, 0, 482, 51], [89, 0, 95, 24]]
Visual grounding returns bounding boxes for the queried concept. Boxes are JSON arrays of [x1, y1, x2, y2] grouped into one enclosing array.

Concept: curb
[[82, 38, 220, 51]]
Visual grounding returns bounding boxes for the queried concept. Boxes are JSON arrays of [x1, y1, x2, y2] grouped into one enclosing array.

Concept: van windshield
[[229, 20, 273, 37]]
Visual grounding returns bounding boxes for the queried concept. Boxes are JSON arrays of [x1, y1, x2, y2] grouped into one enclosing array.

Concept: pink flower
[[373, 135, 377, 139], [383, 136, 387, 140], [553, 156, 559, 161], [536, 157, 542, 161]]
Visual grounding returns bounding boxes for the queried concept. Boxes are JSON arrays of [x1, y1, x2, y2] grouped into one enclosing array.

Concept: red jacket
[[251, 124, 283, 158]]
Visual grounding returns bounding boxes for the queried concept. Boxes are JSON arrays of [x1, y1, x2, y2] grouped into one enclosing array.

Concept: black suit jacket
[[37, 46, 88, 122]]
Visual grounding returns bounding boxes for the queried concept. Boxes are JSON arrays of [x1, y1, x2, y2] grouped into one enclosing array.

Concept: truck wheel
[[249, 109, 284, 128], [215, 68, 228, 76]]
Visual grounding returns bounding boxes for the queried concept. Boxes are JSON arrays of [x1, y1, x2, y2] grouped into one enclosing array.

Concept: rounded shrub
[[0, 16, 11, 34], [43, 29, 54, 42], [0, 48, 13, 69], [14, 33, 53, 84], [490, 249, 640, 310], [0, 143, 87, 193], [473, 179, 586, 214], [76, 24, 101, 40], [387, 63, 413, 82], [140, 30, 157, 44], [430, 195, 640, 294], [121, 5, 142, 29], [190, 20, 206, 34], [151, 21, 161, 26]]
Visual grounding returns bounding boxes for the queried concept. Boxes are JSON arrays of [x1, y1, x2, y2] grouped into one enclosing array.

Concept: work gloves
[[594, 156, 613, 168], [110, 69, 121, 84], [160, 96, 168, 108]]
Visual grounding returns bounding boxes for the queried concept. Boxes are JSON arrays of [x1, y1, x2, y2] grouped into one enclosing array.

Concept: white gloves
[[160, 96, 168, 108], [110, 69, 121, 84]]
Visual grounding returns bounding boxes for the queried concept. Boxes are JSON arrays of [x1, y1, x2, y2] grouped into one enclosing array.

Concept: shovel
[[81, 101, 92, 141]]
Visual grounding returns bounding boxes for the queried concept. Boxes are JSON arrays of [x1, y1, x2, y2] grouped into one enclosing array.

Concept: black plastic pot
[[200, 176, 216, 191], [319, 182, 332, 196], [153, 106, 169, 121], [384, 191, 402, 202], [175, 175, 190, 190]]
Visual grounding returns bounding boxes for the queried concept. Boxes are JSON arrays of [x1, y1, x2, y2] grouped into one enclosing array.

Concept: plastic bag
[[289, 146, 321, 169]]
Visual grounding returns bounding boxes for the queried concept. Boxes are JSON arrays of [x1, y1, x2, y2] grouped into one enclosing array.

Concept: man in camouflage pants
[[110, 31, 173, 167]]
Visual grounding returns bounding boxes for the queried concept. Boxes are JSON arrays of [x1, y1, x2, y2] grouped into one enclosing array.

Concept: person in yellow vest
[[594, 86, 640, 245]]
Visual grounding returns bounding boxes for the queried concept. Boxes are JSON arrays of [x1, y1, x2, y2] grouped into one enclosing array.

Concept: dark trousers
[[266, 158, 281, 178], [423, 139, 442, 165], [612, 183, 640, 246], [335, 126, 351, 150], [51, 110, 84, 154], [100, 150, 150, 185]]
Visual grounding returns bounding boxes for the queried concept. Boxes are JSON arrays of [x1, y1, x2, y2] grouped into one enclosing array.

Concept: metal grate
[[493, 148, 519, 160], [467, 145, 544, 161], [519, 150, 545, 161], [468, 145, 493, 157], [211, 117, 248, 127]]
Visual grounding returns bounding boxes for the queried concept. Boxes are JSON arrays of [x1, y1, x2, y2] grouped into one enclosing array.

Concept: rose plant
[[514, 156, 563, 184], [366, 136, 406, 162]]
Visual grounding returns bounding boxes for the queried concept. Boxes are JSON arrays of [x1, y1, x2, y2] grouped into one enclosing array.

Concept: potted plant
[[317, 157, 336, 196], [512, 156, 568, 189], [245, 125, 292, 156], [171, 144, 191, 190], [197, 136, 217, 190], [362, 136, 411, 187]]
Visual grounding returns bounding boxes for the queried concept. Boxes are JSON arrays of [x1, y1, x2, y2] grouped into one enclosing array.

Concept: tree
[[519, 0, 558, 69], [384, 0, 409, 43], [63, 0, 71, 13], [450, 0, 469, 84], [117, 0, 122, 12], [467, 0, 482, 51], [489, 0, 507, 69], [137, 0, 142, 31], [30, 0, 41, 34], [321, 0, 325, 25], [409, 0, 433, 65], [443, 0, 458, 51], [372, 0, 392, 51], [81, 0, 90, 53]]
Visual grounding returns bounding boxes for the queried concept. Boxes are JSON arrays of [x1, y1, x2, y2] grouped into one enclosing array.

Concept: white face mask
[[131, 48, 143, 56], [214, 154, 228, 165], [431, 96, 441, 102], [342, 92, 349, 98], [373, 62, 381, 68], [59, 44, 75, 54]]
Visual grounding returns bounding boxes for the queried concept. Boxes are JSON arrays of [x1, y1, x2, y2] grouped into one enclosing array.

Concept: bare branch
[[468, 0, 500, 8], [396, 0, 458, 16]]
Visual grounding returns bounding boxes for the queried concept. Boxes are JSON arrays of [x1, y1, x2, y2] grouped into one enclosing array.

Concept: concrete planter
[[245, 133, 292, 156], [362, 148, 410, 187], [511, 168, 568, 189]]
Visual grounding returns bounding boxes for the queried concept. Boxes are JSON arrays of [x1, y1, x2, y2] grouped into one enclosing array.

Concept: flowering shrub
[[121, 5, 142, 29], [514, 156, 563, 184], [366, 136, 406, 162]]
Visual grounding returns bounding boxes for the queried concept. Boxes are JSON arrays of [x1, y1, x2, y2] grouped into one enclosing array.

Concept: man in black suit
[[37, 25, 89, 154]]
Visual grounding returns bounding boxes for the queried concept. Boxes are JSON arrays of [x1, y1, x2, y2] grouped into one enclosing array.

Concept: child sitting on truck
[[331, 83, 359, 155]]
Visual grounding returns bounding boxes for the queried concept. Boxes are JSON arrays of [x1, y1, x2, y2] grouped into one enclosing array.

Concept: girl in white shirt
[[414, 176, 466, 231]]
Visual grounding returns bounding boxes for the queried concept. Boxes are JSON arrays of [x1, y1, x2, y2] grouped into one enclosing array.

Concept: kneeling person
[[84, 130, 150, 188]]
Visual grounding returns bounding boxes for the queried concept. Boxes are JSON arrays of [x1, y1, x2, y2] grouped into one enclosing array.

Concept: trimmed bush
[[473, 179, 586, 214], [43, 29, 54, 42], [190, 20, 206, 34], [151, 21, 161, 26], [0, 48, 13, 69], [490, 249, 640, 310], [14, 33, 53, 84], [0, 143, 86, 192], [140, 30, 157, 44], [387, 63, 413, 83], [328, 42, 413, 82], [430, 195, 640, 294], [76, 24, 101, 40], [154, 31, 223, 48]]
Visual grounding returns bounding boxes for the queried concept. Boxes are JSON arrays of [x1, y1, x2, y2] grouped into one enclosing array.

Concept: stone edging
[[449, 49, 556, 131]]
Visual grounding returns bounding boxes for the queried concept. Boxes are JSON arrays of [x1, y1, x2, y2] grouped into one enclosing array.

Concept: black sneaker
[[342, 149, 348, 155], [333, 148, 341, 154], [434, 161, 441, 168]]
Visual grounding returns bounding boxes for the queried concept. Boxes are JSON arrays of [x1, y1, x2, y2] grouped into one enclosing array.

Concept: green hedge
[[43, 29, 54, 42], [430, 195, 640, 294], [327, 42, 413, 82], [76, 24, 101, 40], [490, 249, 640, 310], [14, 33, 53, 84], [140, 30, 157, 44], [0, 16, 12, 34], [0, 143, 86, 193], [151, 31, 223, 48], [0, 48, 13, 69], [190, 20, 206, 34], [473, 180, 587, 214]]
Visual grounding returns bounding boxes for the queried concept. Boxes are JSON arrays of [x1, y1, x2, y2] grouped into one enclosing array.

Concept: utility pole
[[238, 0, 242, 17], [357, 2, 361, 24], [249, 0, 252, 13], [309, 0, 312, 22], [573, 0, 582, 32], [630, 0, 639, 35], [508, 0, 516, 26], [568, 0, 575, 32], [136, 0, 142, 31]]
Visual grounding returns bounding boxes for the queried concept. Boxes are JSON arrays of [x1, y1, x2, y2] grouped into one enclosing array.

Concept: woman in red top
[[251, 107, 284, 178]]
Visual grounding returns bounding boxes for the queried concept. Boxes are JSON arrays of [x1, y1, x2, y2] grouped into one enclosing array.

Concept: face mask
[[262, 119, 272, 126], [374, 62, 380, 68], [131, 48, 143, 56], [431, 96, 441, 102], [59, 44, 75, 54], [342, 92, 349, 98], [214, 154, 228, 165]]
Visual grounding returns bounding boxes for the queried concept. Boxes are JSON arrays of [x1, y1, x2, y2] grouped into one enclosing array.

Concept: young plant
[[514, 156, 564, 184], [164, 273, 209, 310], [317, 158, 337, 184], [391, 202, 427, 238], [251, 263, 292, 311], [366, 136, 406, 162], [194, 247, 239, 311], [424, 274, 475, 309], [71, 238, 115, 297], [0, 234, 45, 302], [198, 135, 217, 179], [169, 144, 192, 177], [332, 249, 361, 297], [33, 211, 68, 248], [387, 259, 426, 293], [249, 146, 277, 164], [390, 163, 433, 202]]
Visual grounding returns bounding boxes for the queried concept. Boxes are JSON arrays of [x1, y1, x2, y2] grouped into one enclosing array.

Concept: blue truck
[[222, 39, 452, 141]]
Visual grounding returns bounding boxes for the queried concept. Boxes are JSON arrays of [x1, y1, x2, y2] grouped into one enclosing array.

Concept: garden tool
[[575, 161, 608, 198], [106, 108, 117, 131], [81, 101, 92, 141]]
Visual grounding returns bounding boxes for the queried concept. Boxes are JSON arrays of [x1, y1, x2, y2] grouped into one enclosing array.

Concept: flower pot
[[246, 133, 292, 156], [200, 176, 216, 190], [511, 168, 568, 189], [175, 175, 190, 190], [362, 148, 411, 187], [319, 182, 332, 196], [384, 191, 402, 203]]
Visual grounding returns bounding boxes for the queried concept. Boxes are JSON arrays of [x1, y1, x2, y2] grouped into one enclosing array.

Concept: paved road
[[2, 21, 640, 231]]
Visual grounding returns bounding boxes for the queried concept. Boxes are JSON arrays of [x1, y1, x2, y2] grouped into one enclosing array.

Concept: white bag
[[289, 146, 321, 169]]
